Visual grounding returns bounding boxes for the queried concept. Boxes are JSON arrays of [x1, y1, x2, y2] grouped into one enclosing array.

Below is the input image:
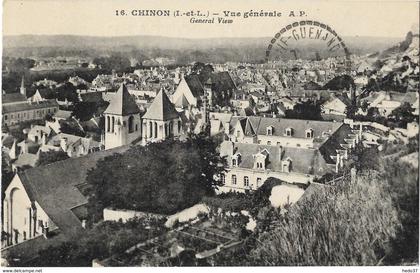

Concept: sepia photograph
[[0, 0, 419, 270]]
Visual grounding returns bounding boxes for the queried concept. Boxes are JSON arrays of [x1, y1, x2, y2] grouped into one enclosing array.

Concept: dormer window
[[282, 158, 292, 173], [232, 153, 241, 167], [254, 149, 268, 170], [266, 126, 274, 136], [285, 128, 293, 137], [306, 129, 314, 138]]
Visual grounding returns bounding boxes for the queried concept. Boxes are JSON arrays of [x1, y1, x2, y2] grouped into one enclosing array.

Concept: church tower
[[104, 83, 142, 150], [142, 89, 181, 143], [20, 76, 26, 97]]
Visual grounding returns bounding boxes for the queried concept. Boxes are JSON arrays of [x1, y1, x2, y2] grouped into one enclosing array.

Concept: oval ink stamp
[[265, 20, 351, 72]]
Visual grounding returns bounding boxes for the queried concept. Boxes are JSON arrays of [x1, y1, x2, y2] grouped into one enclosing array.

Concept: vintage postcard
[[1, 0, 419, 271]]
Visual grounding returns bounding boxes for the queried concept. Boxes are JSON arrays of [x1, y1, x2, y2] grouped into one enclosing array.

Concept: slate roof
[[318, 123, 354, 164], [2, 100, 59, 114], [54, 110, 72, 120], [174, 93, 189, 108], [104, 84, 140, 115], [256, 117, 342, 139], [184, 75, 205, 98], [203, 72, 236, 93], [2, 93, 27, 104], [142, 89, 179, 121], [238, 107, 254, 117], [221, 142, 330, 176], [13, 153, 39, 168], [18, 145, 130, 237]]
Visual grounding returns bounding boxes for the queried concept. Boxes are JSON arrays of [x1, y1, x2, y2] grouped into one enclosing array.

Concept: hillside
[[3, 35, 400, 60]]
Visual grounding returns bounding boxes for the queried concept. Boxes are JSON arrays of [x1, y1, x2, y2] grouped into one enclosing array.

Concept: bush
[[250, 171, 401, 266]]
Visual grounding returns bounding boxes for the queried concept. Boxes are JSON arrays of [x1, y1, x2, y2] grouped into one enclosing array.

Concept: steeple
[[104, 83, 140, 116], [20, 76, 26, 97], [142, 89, 179, 121], [9, 140, 18, 160]]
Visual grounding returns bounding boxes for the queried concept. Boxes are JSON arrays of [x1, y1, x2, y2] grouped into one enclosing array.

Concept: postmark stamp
[[265, 20, 351, 72]]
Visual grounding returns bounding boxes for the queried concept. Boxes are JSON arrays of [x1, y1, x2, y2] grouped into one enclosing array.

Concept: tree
[[390, 102, 415, 123], [86, 135, 226, 221], [323, 75, 355, 91], [36, 151, 70, 167], [285, 100, 322, 120]]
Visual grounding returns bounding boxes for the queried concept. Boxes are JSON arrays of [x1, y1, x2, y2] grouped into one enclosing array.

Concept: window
[[266, 126, 273, 136], [4, 115, 7, 120], [285, 128, 293, 136], [277, 142, 281, 145], [232, 159, 237, 166], [106, 116, 110, 132], [257, 178, 262, 186], [220, 173, 225, 184], [135, 124, 138, 131], [128, 116, 134, 133], [267, 141, 271, 145], [244, 176, 249, 187], [306, 129, 314, 138], [232, 175, 237, 185], [258, 140, 261, 144]]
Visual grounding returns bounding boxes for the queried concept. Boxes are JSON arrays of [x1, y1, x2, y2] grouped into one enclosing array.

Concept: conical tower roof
[[104, 84, 140, 115], [174, 93, 189, 108], [142, 89, 179, 121]]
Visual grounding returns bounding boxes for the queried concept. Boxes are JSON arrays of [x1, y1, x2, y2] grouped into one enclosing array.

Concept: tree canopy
[[86, 134, 225, 220]]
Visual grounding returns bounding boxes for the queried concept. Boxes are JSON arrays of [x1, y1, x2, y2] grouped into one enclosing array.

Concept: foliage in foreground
[[250, 171, 400, 266], [25, 218, 167, 267], [86, 134, 225, 221]]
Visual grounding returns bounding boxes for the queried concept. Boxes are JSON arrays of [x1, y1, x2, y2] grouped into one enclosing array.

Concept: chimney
[[224, 122, 230, 135], [21, 141, 29, 154], [41, 133, 47, 145], [277, 144, 283, 161], [60, 137, 68, 151], [335, 153, 341, 173]]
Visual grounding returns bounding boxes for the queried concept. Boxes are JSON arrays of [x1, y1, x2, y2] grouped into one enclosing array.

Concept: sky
[[3, 0, 420, 38]]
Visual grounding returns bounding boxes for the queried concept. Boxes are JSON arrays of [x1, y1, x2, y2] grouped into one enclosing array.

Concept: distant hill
[[3, 35, 401, 60]]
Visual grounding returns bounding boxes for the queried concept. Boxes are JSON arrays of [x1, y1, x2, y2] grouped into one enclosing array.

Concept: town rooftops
[[104, 84, 140, 116], [2, 93, 27, 104], [220, 141, 331, 176], [184, 75, 205, 98], [203, 72, 237, 93], [228, 116, 343, 139], [17, 145, 130, 237], [142, 89, 179, 121], [54, 110, 73, 120], [2, 100, 59, 114]]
